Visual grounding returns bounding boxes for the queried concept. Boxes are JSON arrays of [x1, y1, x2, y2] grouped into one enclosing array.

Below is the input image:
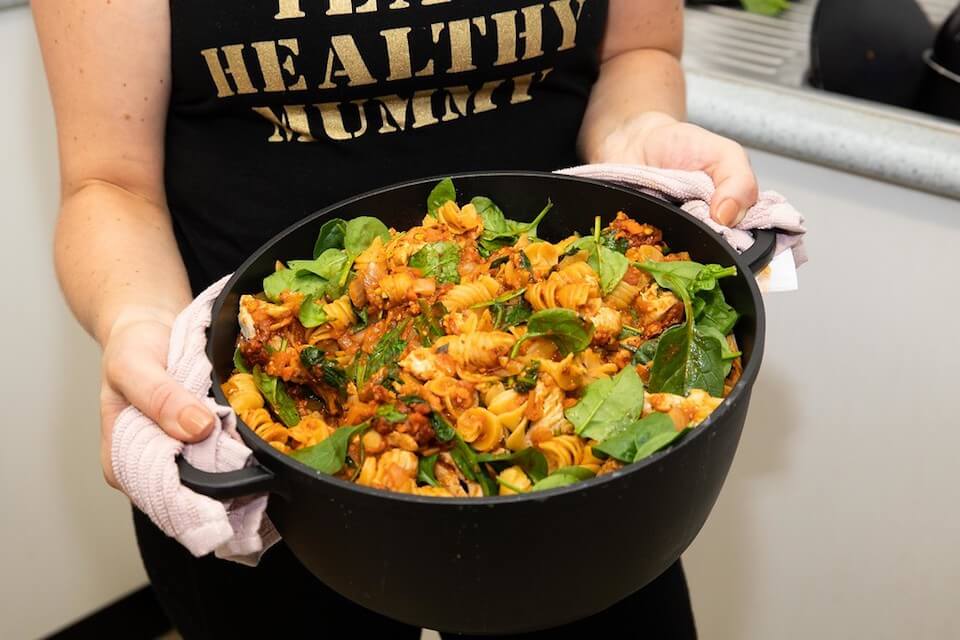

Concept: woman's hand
[[99, 308, 214, 488], [594, 112, 759, 227]]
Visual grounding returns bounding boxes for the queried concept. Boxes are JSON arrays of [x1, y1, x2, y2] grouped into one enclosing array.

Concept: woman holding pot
[[34, 1, 757, 637]]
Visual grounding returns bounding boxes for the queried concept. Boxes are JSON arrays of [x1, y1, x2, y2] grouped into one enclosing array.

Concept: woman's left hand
[[593, 111, 759, 227]]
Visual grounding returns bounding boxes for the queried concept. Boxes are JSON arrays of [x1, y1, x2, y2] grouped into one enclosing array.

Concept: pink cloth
[[111, 274, 279, 565], [111, 165, 806, 566], [557, 164, 807, 266]]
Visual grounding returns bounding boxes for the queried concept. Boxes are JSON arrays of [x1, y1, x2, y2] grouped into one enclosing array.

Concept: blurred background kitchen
[[2, 0, 958, 637]]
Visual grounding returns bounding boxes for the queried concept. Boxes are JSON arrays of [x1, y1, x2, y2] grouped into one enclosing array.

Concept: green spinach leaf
[[298, 293, 329, 328], [638, 260, 736, 298], [564, 365, 645, 441], [695, 287, 738, 335], [510, 309, 595, 358], [290, 423, 367, 475], [427, 178, 457, 217], [354, 319, 409, 387], [530, 466, 596, 492], [409, 241, 461, 284], [344, 216, 390, 258], [233, 347, 250, 374], [430, 410, 457, 442], [512, 360, 540, 393], [474, 198, 553, 256], [476, 447, 549, 482], [592, 412, 677, 463], [632, 337, 660, 365], [299, 346, 348, 391], [418, 454, 440, 487], [251, 366, 300, 427], [575, 237, 629, 295], [376, 404, 407, 423], [648, 323, 725, 397], [313, 218, 347, 257], [450, 435, 497, 496]]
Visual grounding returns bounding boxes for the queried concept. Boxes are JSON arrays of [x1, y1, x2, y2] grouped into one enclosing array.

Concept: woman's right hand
[[99, 308, 215, 489]]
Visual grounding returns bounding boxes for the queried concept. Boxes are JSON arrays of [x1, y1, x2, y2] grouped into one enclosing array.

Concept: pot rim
[[208, 170, 766, 505]]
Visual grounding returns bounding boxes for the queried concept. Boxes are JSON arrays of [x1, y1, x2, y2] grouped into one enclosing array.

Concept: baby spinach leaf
[[512, 360, 540, 393], [475, 198, 553, 255], [300, 346, 348, 392], [262, 269, 297, 302], [639, 260, 736, 298], [450, 435, 497, 496], [354, 319, 410, 387], [491, 297, 532, 330], [593, 412, 676, 463], [430, 411, 457, 442], [634, 426, 690, 461], [695, 287, 739, 335], [697, 325, 741, 377], [376, 404, 407, 423], [409, 241, 461, 284], [648, 323, 726, 397], [633, 337, 660, 366], [572, 236, 628, 295], [565, 365, 645, 441], [427, 178, 456, 217], [263, 269, 328, 303], [298, 293, 329, 328], [414, 300, 445, 347], [344, 216, 390, 258], [313, 218, 347, 257], [233, 347, 250, 374], [510, 309, 595, 358], [418, 454, 441, 487], [290, 248, 349, 283], [290, 423, 367, 475], [530, 466, 596, 492], [599, 228, 629, 254], [476, 447, 549, 482], [251, 366, 300, 427]]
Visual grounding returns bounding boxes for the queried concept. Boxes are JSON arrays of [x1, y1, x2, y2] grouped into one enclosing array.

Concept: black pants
[[134, 508, 697, 639]]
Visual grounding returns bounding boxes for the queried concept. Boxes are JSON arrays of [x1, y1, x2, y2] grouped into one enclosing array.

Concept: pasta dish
[[222, 178, 743, 497]]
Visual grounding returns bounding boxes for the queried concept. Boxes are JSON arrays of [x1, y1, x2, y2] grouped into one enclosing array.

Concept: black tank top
[[166, 0, 609, 292]]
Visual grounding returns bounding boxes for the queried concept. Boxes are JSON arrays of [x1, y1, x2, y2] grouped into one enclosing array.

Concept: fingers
[[104, 351, 215, 443], [706, 141, 759, 227]]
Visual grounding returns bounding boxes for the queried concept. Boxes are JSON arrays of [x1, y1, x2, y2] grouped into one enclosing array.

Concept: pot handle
[[177, 455, 279, 500], [740, 229, 778, 274]]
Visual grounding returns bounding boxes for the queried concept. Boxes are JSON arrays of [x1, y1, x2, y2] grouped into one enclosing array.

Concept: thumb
[[106, 352, 215, 443], [705, 144, 759, 227]]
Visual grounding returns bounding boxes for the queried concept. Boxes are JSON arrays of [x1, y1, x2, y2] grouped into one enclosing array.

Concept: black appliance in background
[[809, 0, 935, 108], [917, 3, 960, 120]]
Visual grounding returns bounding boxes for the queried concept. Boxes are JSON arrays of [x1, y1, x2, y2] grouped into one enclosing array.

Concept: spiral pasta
[[537, 435, 585, 471], [456, 407, 504, 452], [436, 201, 482, 234], [231, 188, 739, 498], [441, 331, 516, 370], [442, 275, 499, 312]]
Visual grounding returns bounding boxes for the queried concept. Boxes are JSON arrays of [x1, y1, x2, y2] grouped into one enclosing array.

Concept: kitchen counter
[[684, 1, 960, 200]]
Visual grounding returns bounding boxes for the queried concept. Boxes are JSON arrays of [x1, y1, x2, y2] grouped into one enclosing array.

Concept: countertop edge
[[686, 69, 960, 201]]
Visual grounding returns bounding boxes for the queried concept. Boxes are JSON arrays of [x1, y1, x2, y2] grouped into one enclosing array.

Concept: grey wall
[[0, 7, 148, 639]]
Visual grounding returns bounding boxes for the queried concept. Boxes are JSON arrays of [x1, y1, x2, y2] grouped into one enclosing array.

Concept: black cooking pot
[[178, 172, 773, 635]]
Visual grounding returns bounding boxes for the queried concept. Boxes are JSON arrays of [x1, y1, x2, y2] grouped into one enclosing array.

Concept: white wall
[[4, 3, 959, 638], [0, 7, 147, 639], [685, 149, 960, 639]]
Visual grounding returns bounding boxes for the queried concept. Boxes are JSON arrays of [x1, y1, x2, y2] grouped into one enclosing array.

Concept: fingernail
[[179, 405, 214, 436], [716, 199, 741, 227]]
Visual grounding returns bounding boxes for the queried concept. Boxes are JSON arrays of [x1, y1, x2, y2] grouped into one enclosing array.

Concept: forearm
[[55, 182, 192, 346], [578, 49, 686, 164]]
